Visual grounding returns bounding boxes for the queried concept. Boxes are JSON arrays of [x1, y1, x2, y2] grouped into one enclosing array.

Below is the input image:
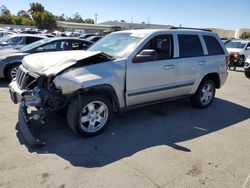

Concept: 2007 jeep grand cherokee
[[9, 28, 228, 146]]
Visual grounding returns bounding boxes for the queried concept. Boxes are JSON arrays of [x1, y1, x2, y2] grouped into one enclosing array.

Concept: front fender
[[53, 61, 126, 108]]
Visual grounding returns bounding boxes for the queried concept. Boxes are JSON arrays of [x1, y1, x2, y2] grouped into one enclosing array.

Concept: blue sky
[[1, 0, 250, 29]]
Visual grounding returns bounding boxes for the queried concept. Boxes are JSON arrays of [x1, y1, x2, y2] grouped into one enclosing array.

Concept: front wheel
[[67, 94, 113, 137], [190, 79, 216, 108]]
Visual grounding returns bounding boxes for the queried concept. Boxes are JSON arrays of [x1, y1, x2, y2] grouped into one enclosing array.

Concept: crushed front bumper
[[18, 106, 45, 146], [9, 80, 46, 146]]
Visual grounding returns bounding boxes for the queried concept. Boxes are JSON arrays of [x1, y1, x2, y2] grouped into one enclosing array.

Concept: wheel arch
[[3, 62, 21, 78], [200, 72, 221, 89], [71, 84, 121, 113]]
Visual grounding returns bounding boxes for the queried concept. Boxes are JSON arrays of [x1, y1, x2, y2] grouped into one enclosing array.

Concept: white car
[[226, 40, 250, 68], [244, 56, 250, 78]]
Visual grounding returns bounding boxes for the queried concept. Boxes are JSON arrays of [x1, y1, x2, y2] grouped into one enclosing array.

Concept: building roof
[[99, 21, 172, 29]]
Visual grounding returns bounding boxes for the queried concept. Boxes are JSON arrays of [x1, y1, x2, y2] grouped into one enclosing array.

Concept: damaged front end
[[9, 65, 66, 146]]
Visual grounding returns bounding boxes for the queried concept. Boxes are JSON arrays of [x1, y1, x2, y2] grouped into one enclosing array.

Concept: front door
[[126, 34, 178, 106]]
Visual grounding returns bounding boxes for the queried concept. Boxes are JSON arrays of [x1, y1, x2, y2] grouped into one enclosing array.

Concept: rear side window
[[26, 37, 42, 44], [203, 35, 224, 55], [178, 35, 203, 58]]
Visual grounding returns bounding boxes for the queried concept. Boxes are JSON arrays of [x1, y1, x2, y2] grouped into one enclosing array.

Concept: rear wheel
[[245, 70, 250, 78], [7, 64, 20, 81], [238, 56, 245, 67], [190, 79, 216, 108], [67, 94, 113, 137]]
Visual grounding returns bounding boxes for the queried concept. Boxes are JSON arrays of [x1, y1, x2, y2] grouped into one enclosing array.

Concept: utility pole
[[94, 13, 98, 24]]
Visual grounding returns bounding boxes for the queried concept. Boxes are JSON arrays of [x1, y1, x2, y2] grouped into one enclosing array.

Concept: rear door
[[202, 34, 227, 81], [176, 34, 206, 95]]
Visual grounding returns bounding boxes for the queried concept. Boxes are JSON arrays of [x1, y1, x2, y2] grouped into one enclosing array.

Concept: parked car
[[226, 40, 250, 70], [86, 36, 102, 43], [244, 56, 250, 78], [220, 38, 231, 45], [9, 29, 228, 146], [79, 33, 97, 39], [0, 37, 93, 80], [0, 34, 45, 49], [0, 31, 14, 38]]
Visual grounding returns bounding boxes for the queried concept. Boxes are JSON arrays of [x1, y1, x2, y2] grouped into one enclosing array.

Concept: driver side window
[[133, 34, 173, 63]]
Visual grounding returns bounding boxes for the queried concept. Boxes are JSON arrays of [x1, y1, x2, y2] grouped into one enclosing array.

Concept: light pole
[[95, 13, 98, 24]]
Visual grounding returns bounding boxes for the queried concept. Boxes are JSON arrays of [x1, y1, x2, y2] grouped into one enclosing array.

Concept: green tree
[[55, 13, 66, 21], [40, 11, 57, 29], [32, 11, 43, 28], [68, 12, 84, 23], [21, 17, 33, 26], [29, 2, 44, 14], [84, 18, 94, 24], [29, 2, 57, 30], [12, 16, 23, 25], [240, 32, 250, 39], [0, 12, 14, 24]]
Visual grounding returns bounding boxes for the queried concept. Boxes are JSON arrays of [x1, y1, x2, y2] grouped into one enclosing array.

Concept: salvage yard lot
[[0, 69, 249, 188]]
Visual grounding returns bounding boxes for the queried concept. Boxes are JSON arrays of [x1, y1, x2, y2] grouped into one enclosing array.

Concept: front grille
[[16, 65, 36, 89]]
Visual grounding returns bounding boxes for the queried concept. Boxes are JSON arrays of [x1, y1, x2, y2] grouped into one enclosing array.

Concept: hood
[[22, 50, 102, 76], [226, 48, 244, 54]]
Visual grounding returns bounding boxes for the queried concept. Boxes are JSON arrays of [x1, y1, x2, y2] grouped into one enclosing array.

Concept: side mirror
[[133, 49, 157, 63], [246, 47, 250, 50]]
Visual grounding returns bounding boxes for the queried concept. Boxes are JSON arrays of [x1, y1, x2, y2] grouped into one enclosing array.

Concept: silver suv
[[9, 28, 229, 146]]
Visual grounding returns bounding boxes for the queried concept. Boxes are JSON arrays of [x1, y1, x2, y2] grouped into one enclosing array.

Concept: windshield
[[88, 32, 147, 59], [20, 38, 51, 52], [0, 34, 13, 44], [226, 41, 247, 49]]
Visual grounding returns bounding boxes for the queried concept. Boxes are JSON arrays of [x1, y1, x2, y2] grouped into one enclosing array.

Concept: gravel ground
[[0, 68, 249, 188]]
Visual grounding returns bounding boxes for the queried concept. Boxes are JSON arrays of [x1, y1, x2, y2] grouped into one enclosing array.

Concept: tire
[[67, 94, 113, 137], [238, 56, 245, 67], [190, 79, 216, 108], [7, 64, 20, 81], [245, 70, 250, 78]]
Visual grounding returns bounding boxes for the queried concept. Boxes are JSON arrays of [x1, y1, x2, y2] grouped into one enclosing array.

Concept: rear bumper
[[220, 71, 228, 87]]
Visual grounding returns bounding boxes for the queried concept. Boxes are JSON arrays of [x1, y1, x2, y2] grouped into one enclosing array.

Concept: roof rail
[[170, 27, 212, 32]]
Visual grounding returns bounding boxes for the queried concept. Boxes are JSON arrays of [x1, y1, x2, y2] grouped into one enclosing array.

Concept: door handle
[[164, 65, 176, 70], [198, 61, 206, 65]]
